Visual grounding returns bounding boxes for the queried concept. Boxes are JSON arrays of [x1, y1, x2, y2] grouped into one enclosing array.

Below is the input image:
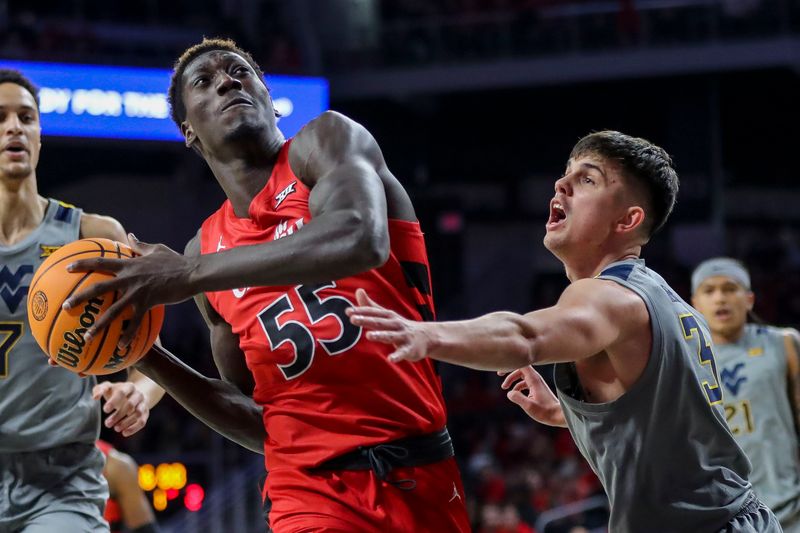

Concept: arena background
[[3, 1, 800, 531]]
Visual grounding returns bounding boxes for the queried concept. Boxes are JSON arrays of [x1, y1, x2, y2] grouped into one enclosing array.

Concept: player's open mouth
[[2, 141, 28, 159], [547, 200, 567, 229], [715, 309, 732, 320]]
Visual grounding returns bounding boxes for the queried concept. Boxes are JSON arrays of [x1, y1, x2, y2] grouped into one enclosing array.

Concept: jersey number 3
[[680, 313, 723, 405], [258, 282, 361, 380]]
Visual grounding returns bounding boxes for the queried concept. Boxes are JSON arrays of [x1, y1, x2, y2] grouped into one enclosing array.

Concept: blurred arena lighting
[[138, 464, 157, 492], [184, 484, 205, 512], [153, 488, 168, 512]]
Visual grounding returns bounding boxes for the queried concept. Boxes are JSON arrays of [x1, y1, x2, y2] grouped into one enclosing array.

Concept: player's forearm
[[189, 210, 388, 293], [135, 345, 265, 454], [423, 312, 536, 371], [127, 368, 165, 409]]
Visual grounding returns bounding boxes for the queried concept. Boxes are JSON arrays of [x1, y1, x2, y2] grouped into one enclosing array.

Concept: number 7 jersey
[[200, 140, 447, 470]]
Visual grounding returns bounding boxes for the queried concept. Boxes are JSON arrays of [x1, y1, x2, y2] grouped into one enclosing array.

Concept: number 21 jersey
[[200, 140, 447, 470]]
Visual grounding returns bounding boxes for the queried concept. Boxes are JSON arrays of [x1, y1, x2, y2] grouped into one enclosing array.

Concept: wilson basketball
[[27, 238, 164, 375]]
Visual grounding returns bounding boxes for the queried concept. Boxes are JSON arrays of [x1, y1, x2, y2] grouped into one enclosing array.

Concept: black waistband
[[310, 428, 454, 490]]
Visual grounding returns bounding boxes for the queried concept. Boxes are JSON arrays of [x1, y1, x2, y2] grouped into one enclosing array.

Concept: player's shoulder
[[563, 277, 646, 317], [293, 111, 374, 155], [79, 212, 126, 242], [777, 326, 800, 344], [748, 322, 793, 339], [302, 110, 361, 135], [290, 111, 381, 183]]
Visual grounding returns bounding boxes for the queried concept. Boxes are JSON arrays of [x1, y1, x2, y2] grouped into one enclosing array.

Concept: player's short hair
[[570, 130, 679, 236], [168, 37, 266, 129], [0, 69, 39, 110]]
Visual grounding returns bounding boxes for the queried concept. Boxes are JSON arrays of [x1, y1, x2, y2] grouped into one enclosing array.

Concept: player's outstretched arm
[[64, 111, 398, 347], [348, 278, 646, 371]]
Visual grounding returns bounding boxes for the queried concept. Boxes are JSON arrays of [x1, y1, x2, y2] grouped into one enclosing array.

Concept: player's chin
[[0, 162, 31, 179], [222, 118, 268, 142]]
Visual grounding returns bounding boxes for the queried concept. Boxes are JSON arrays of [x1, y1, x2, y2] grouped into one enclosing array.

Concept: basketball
[[26, 238, 164, 375]]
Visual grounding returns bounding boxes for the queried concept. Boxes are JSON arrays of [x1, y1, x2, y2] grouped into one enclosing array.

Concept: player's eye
[[233, 65, 249, 76], [193, 76, 208, 87], [583, 176, 595, 185]]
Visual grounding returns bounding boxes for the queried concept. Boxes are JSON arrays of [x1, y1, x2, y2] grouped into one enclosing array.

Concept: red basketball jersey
[[200, 140, 447, 470]]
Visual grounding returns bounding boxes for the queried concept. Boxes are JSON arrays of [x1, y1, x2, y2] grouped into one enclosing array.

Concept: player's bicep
[[193, 293, 254, 396], [524, 280, 634, 364], [295, 112, 389, 226]]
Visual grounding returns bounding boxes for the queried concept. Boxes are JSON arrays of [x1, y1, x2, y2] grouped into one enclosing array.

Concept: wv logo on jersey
[[275, 181, 297, 209], [720, 363, 748, 395], [0, 265, 33, 313]]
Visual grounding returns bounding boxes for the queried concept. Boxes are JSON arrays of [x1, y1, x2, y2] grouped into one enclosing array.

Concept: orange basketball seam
[[29, 240, 133, 294], [30, 239, 106, 295]]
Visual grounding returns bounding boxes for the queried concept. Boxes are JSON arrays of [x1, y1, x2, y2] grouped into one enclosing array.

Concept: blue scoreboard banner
[[0, 59, 328, 141]]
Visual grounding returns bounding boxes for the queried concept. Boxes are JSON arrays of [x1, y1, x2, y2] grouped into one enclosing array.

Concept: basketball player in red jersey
[[96, 440, 161, 533], [64, 38, 470, 532]]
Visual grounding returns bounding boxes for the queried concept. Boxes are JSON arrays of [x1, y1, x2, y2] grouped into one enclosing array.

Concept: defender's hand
[[93, 381, 150, 437], [500, 366, 566, 427], [347, 289, 432, 363], [62, 234, 197, 348]]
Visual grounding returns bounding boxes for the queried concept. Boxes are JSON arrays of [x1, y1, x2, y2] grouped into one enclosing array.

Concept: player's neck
[[563, 246, 641, 282], [711, 327, 746, 346], [0, 175, 46, 246], [208, 136, 285, 219]]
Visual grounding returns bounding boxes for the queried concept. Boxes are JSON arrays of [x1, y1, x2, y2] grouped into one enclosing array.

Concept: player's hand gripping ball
[[27, 238, 164, 375]]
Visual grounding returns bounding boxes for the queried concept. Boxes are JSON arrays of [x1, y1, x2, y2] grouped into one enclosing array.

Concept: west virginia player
[[0, 69, 163, 532], [348, 131, 781, 532], [692, 257, 800, 531]]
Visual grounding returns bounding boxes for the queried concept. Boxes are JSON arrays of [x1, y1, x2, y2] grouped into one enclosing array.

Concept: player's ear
[[616, 206, 645, 235], [746, 290, 755, 311], [181, 120, 197, 148]]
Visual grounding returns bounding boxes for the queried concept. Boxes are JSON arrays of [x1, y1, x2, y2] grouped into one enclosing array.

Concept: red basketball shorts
[[264, 457, 470, 532]]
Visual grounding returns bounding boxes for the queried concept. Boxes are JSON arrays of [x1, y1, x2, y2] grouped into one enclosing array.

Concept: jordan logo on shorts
[[449, 482, 461, 502]]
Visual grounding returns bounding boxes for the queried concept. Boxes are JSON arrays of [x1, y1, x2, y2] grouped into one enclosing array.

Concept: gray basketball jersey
[[554, 259, 753, 533], [0, 198, 99, 452], [716, 324, 800, 531]]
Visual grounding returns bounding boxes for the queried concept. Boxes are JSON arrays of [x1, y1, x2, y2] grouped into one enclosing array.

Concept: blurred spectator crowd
[[2, 0, 799, 75]]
